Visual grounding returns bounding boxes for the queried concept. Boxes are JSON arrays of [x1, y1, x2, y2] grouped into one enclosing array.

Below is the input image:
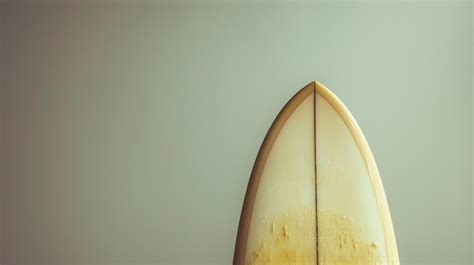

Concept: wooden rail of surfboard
[[233, 81, 400, 265]]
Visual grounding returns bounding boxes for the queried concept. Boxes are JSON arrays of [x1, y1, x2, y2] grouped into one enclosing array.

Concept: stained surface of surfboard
[[234, 82, 399, 265]]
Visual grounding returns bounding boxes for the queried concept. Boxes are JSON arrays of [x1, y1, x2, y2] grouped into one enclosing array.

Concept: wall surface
[[1, 2, 472, 265], [1, 6, 5, 264]]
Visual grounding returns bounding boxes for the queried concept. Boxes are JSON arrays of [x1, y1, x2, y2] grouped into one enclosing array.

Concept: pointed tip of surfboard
[[302, 81, 316, 91], [314, 81, 323, 89], [314, 81, 330, 93], [304, 81, 329, 94], [288, 82, 316, 104]]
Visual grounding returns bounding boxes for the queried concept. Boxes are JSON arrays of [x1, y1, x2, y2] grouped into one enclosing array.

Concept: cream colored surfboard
[[234, 82, 399, 265]]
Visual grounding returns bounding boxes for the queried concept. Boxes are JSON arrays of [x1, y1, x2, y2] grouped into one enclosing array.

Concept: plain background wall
[[1, 2, 472, 265], [1, 6, 5, 264]]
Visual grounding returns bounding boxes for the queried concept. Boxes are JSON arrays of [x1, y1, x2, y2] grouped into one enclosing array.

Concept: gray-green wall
[[1, 6, 5, 264], [1, 2, 472, 265]]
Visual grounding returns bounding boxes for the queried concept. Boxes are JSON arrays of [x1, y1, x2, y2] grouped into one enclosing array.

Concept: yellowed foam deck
[[234, 82, 399, 265]]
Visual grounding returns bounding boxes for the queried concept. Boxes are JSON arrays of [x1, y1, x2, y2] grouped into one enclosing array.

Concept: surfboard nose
[[234, 82, 399, 265]]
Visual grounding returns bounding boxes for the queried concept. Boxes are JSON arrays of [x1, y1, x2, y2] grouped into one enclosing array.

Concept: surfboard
[[234, 81, 399, 265]]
